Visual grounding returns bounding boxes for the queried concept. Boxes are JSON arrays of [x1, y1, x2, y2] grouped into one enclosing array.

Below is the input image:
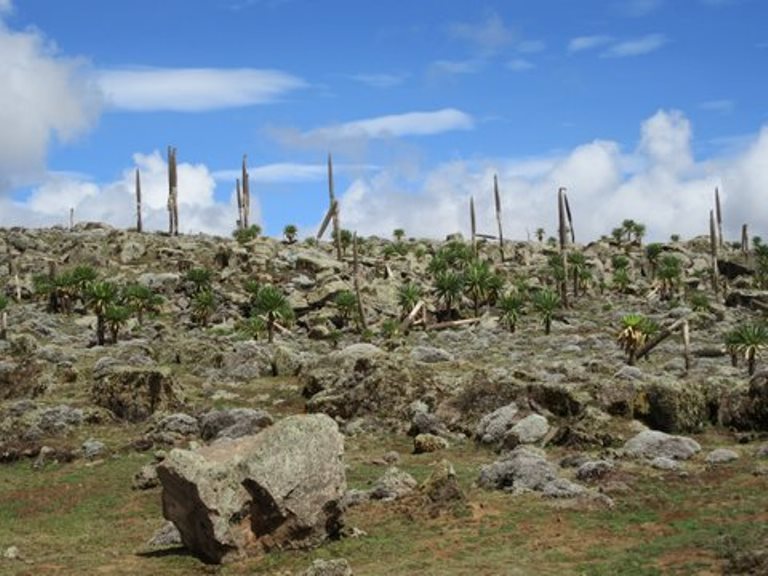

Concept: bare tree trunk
[[709, 209, 721, 302], [236, 178, 243, 230], [241, 155, 250, 229], [400, 300, 425, 333], [682, 319, 691, 372], [557, 187, 569, 308], [135, 168, 143, 233], [636, 318, 686, 362], [741, 224, 749, 258], [352, 233, 367, 332], [328, 154, 342, 260], [167, 146, 179, 236], [494, 175, 504, 261], [470, 196, 477, 256], [715, 187, 723, 249]]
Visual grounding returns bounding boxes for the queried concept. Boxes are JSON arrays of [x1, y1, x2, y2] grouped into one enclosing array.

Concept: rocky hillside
[[0, 222, 767, 573]]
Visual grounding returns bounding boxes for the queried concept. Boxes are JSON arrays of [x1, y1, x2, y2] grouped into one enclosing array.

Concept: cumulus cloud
[[348, 73, 408, 88], [0, 16, 101, 191], [335, 110, 766, 243], [0, 0, 12, 13], [568, 35, 613, 53], [448, 12, 514, 53], [97, 67, 306, 112], [506, 58, 535, 72], [4, 151, 250, 236]]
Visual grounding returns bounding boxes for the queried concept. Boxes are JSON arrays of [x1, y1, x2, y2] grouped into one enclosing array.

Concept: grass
[[0, 433, 765, 576]]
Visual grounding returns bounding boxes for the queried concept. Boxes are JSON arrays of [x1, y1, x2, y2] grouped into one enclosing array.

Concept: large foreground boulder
[[157, 414, 345, 563], [91, 365, 181, 422]]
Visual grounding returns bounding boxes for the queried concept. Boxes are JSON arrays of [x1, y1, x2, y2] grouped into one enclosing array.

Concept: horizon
[[1, 0, 766, 242]]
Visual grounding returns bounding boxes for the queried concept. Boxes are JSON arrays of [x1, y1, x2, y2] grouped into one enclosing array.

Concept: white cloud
[[507, 58, 535, 72], [6, 150, 249, 236], [349, 73, 408, 88], [335, 110, 767, 243], [97, 67, 306, 112], [601, 34, 667, 57], [272, 108, 474, 150], [0, 0, 12, 14], [517, 40, 546, 54], [430, 59, 485, 76], [568, 35, 613, 53], [448, 13, 514, 53], [0, 17, 101, 190], [699, 99, 735, 114]]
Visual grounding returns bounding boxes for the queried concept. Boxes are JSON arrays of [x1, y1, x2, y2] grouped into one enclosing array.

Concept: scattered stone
[[706, 448, 739, 464], [302, 558, 353, 576], [146, 521, 182, 548], [156, 413, 199, 437], [157, 414, 345, 563], [37, 405, 84, 435], [541, 478, 586, 499], [756, 443, 768, 458], [413, 433, 449, 454], [504, 414, 549, 447], [475, 403, 519, 445], [614, 366, 644, 381], [478, 446, 558, 492], [370, 467, 418, 501], [637, 380, 708, 433], [382, 451, 400, 465], [3, 546, 19, 560], [576, 460, 614, 482], [199, 408, 273, 442], [623, 430, 701, 461], [420, 460, 465, 507], [650, 456, 681, 471], [341, 489, 371, 509], [410, 346, 454, 363], [133, 464, 160, 490], [82, 438, 106, 460], [409, 410, 450, 438]]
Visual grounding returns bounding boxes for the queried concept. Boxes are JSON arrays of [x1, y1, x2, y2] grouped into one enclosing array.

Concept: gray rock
[[623, 430, 701, 460], [706, 448, 739, 464], [91, 365, 181, 422], [370, 467, 417, 501], [302, 558, 353, 576], [341, 489, 371, 509], [475, 403, 519, 445], [507, 414, 549, 445], [82, 438, 106, 460], [650, 456, 681, 470], [199, 408, 273, 442], [409, 346, 454, 363], [133, 464, 160, 490], [3, 546, 19, 560], [576, 460, 614, 481], [409, 410, 449, 438], [541, 478, 586, 498], [38, 405, 84, 435], [478, 446, 558, 492], [614, 366, 644, 381], [157, 414, 345, 563], [756, 443, 768, 458], [413, 433, 449, 454], [156, 413, 199, 437], [146, 521, 182, 548]]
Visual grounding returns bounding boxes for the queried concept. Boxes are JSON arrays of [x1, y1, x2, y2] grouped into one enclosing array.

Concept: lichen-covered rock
[[91, 365, 181, 422], [302, 558, 353, 576], [636, 379, 708, 433], [199, 408, 273, 442], [369, 467, 417, 501], [419, 460, 465, 511], [706, 448, 739, 464], [505, 414, 550, 446], [478, 446, 558, 492], [475, 403, 519, 445], [410, 346, 454, 363], [157, 414, 345, 563], [623, 430, 701, 460], [413, 433, 449, 454]]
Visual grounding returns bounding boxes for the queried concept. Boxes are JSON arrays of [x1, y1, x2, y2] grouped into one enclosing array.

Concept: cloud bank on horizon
[[0, 0, 766, 242]]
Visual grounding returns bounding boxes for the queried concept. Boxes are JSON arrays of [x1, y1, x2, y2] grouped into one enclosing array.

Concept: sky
[[1, 0, 767, 242]]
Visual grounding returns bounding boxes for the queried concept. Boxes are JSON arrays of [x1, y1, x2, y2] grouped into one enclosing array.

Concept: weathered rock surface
[[199, 408, 273, 442], [413, 433, 449, 454], [478, 446, 558, 492], [475, 403, 519, 445], [157, 414, 345, 563], [302, 558, 353, 576], [706, 448, 739, 464], [369, 467, 418, 501], [623, 430, 701, 460], [91, 365, 181, 422]]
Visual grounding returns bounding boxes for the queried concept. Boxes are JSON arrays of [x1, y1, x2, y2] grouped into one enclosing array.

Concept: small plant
[[393, 228, 406, 242], [185, 268, 213, 294], [380, 318, 401, 340], [434, 270, 465, 318], [192, 289, 216, 327], [122, 283, 163, 325], [497, 292, 525, 333], [645, 243, 663, 279], [725, 323, 768, 375], [611, 254, 630, 270], [531, 289, 560, 335], [104, 304, 131, 344], [252, 284, 294, 343], [86, 281, 119, 345], [567, 252, 589, 297], [397, 282, 422, 317], [233, 224, 262, 244], [612, 268, 631, 293], [688, 291, 710, 312], [334, 290, 359, 328], [617, 314, 658, 365], [535, 228, 545, 242], [657, 255, 682, 300], [464, 259, 493, 317], [241, 316, 266, 340], [283, 224, 298, 244]]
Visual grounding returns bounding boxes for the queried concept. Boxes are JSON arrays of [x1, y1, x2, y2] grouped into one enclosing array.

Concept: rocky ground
[[0, 223, 766, 575]]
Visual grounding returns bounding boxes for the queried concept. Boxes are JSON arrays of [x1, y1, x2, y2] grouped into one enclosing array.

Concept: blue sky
[[1, 0, 767, 241]]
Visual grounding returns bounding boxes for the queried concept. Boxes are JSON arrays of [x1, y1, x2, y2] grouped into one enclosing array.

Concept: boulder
[[420, 460, 465, 506], [505, 414, 550, 446], [636, 380, 708, 433], [623, 430, 701, 461], [475, 403, 519, 445], [91, 365, 181, 422], [717, 371, 768, 431], [302, 558, 353, 576], [157, 414, 345, 563], [369, 467, 417, 501], [413, 433, 449, 454], [706, 448, 739, 464], [409, 346, 454, 363], [478, 446, 558, 492], [199, 408, 273, 442]]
